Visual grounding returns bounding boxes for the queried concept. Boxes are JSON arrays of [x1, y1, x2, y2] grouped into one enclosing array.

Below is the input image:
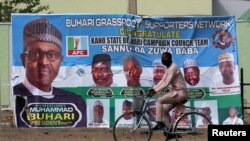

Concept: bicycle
[[112, 94, 212, 141]]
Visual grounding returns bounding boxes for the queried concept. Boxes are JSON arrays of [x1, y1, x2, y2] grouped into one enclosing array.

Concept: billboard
[[11, 14, 241, 127]]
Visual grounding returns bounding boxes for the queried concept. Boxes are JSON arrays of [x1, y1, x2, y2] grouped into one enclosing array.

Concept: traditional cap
[[123, 100, 132, 107], [152, 59, 166, 68], [23, 18, 62, 49], [183, 59, 198, 68], [229, 105, 237, 110], [218, 52, 234, 63], [94, 100, 103, 107], [202, 107, 211, 115], [92, 54, 111, 64], [147, 100, 156, 109]]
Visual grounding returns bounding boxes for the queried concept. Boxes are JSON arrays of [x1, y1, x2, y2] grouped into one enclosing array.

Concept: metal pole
[[240, 68, 244, 120], [128, 0, 137, 14], [0, 74, 2, 124]]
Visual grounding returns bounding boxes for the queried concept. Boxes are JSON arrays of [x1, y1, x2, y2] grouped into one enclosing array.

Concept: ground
[[1, 109, 250, 141], [0, 128, 209, 141]]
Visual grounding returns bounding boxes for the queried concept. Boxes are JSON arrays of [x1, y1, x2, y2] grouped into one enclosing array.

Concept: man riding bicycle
[[146, 52, 188, 131]]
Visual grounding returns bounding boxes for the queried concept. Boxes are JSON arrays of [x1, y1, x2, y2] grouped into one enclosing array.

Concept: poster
[[11, 14, 241, 128]]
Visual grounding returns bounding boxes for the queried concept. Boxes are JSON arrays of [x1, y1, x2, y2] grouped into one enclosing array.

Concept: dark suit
[[14, 83, 86, 127]]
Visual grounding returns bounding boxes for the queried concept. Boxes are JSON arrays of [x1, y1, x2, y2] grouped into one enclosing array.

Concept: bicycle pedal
[[152, 124, 165, 130], [163, 127, 173, 133], [140, 131, 149, 135]]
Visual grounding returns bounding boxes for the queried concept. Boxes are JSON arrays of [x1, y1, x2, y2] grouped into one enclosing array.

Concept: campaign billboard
[[11, 14, 241, 127]]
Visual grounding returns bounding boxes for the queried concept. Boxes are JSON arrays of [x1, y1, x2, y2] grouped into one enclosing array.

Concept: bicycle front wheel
[[113, 112, 152, 141], [173, 111, 212, 141]]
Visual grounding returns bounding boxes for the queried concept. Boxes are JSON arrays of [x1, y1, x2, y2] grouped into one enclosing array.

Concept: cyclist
[[146, 52, 188, 131]]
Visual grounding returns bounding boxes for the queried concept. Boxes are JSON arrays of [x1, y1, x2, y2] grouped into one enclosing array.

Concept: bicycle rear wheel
[[113, 112, 152, 141], [173, 111, 212, 141]]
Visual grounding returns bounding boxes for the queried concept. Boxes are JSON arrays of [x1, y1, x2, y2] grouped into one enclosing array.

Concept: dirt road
[[0, 127, 208, 141]]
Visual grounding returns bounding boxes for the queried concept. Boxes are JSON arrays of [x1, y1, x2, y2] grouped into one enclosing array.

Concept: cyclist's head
[[161, 52, 172, 68]]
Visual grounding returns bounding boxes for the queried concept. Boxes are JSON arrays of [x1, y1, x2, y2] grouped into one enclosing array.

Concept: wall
[[236, 21, 250, 111], [40, 0, 212, 16], [137, 0, 212, 16], [0, 24, 10, 107], [213, 0, 250, 19], [40, 0, 128, 14]]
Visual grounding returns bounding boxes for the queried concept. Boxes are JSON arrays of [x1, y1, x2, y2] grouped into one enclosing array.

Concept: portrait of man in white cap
[[218, 52, 236, 85], [150, 59, 170, 95], [210, 52, 240, 95], [223, 105, 243, 125], [88, 99, 109, 128], [91, 100, 109, 127], [183, 59, 200, 86], [152, 59, 166, 86], [13, 18, 86, 128], [93, 100, 104, 124]]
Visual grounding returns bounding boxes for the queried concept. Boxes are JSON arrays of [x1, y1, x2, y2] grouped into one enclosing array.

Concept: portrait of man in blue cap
[[13, 18, 86, 128]]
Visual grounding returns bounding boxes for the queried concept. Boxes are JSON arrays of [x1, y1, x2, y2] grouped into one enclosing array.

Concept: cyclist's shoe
[[152, 122, 165, 130], [166, 134, 176, 140]]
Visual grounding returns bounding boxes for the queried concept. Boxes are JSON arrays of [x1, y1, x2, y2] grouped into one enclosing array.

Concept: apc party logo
[[67, 36, 89, 56]]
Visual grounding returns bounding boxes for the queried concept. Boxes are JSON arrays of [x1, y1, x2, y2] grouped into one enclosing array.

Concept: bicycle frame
[[113, 94, 213, 141], [137, 97, 212, 133], [131, 97, 152, 131]]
